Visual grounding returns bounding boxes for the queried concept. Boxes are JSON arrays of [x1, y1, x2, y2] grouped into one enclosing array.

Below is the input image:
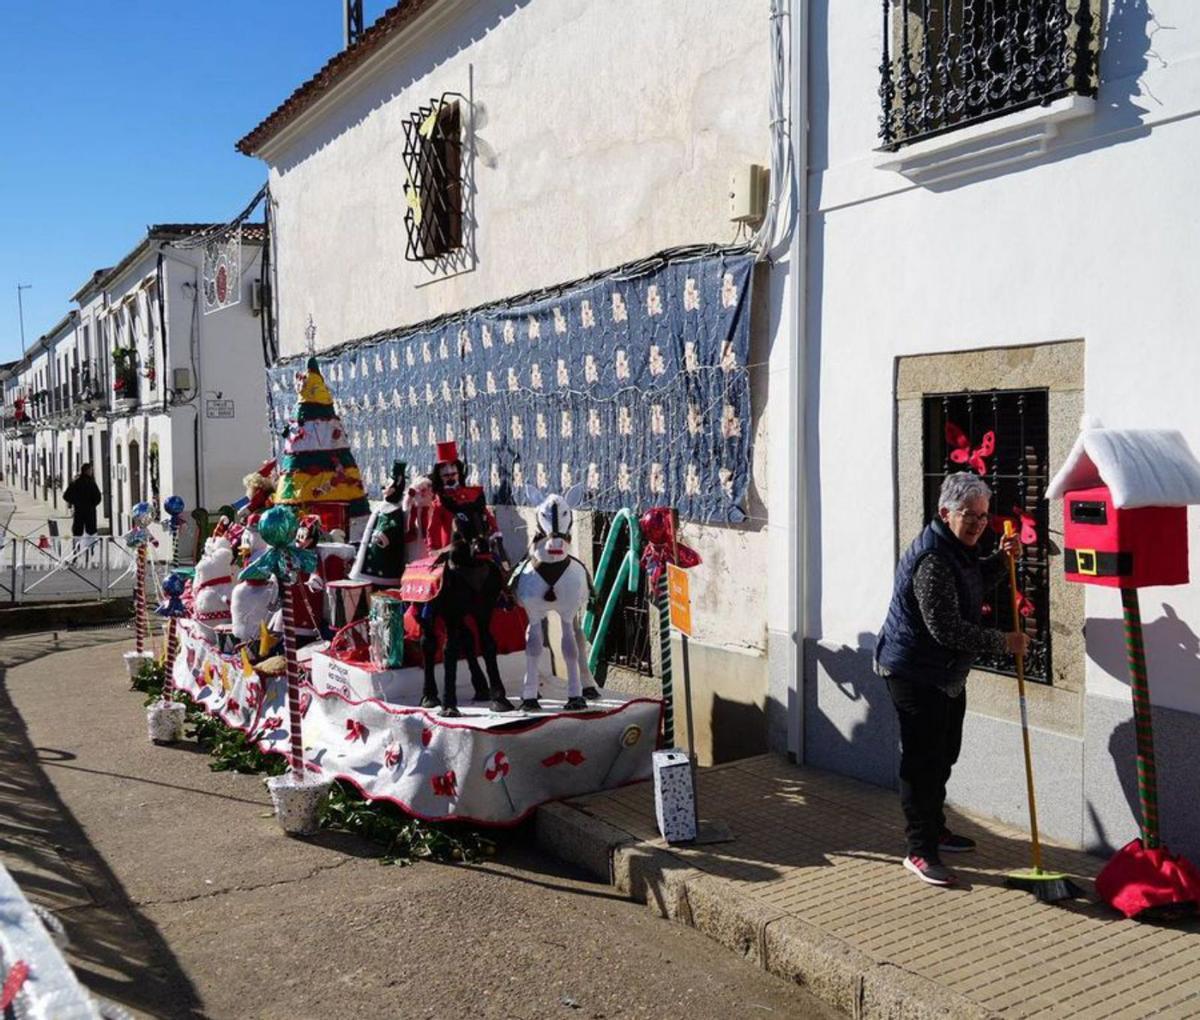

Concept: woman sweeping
[[875, 472, 1026, 886]]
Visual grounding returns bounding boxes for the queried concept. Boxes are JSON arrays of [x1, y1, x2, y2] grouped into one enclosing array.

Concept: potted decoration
[[112, 347, 140, 409]]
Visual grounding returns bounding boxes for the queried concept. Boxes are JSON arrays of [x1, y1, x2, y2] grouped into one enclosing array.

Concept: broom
[[1002, 520, 1082, 903]]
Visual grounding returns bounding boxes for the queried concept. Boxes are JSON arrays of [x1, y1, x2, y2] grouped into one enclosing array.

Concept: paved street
[[0, 630, 836, 1020]]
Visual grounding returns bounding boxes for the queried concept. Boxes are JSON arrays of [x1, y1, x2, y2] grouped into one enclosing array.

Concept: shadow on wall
[[710, 693, 767, 765], [1083, 605, 1200, 857], [804, 632, 899, 790]]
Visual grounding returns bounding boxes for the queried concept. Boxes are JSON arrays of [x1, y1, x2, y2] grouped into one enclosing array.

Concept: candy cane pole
[[281, 582, 305, 779], [656, 571, 674, 746], [1121, 587, 1160, 849], [135, 544, 147, 653]]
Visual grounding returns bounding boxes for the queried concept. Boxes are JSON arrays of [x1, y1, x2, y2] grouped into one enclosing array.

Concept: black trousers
[[886, 677, 966, 860], [71, 511, 97, 537]]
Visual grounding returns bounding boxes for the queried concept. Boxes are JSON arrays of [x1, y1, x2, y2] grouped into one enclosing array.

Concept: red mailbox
[[1063, 485, 1188, 588], [1049, 425, 1200, 590]]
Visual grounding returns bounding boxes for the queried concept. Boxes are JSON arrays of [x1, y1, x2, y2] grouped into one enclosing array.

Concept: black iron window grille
[[402, 94, 463, 262], [590, 512, 654, 679], [879, 0, 1099, 149], [922, 388, 1052, 683]]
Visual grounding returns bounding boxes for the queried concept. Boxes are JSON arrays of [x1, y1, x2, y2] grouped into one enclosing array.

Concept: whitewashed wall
[[811, 0, 1200, 716]]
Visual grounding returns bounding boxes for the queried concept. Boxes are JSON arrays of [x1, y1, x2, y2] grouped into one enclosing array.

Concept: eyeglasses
[[953, 510, 990, 526]]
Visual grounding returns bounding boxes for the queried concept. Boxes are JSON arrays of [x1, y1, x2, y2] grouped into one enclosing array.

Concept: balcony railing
[[878, 0, 1099, 150]]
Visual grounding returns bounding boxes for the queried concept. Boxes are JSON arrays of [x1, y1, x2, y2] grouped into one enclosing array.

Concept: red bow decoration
[[263, 715, 283, 731], [431, 770, 457, 797], [421, 727, 433, 747], [227, 698, 241, 713], [345, 718, 369, 742], [0, 961, 30, 1011], [485, 750, 510, 781], [245, 681, 262, 710], [541, 749, 586, 768], [384, 742, 402, 768], [990, 505, 1038, 545], [638, 507, 701, 589], [945, 422, 995, 476]]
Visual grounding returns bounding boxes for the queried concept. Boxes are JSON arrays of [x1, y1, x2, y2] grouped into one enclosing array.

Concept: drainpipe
[[788, 0, 810, 762]]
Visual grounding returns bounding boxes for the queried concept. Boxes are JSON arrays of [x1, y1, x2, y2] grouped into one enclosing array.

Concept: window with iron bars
[[922, 388, 1052, 683], [590, 512, 654, 678], [402, 96, 463, 261], [879, 0, 1099, 149]]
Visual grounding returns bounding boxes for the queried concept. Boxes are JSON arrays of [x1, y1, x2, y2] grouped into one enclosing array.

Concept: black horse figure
[[420, 493, 515, 717]]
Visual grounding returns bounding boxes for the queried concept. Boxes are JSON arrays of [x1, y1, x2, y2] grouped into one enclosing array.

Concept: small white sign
[[206, 399, 235, 419]]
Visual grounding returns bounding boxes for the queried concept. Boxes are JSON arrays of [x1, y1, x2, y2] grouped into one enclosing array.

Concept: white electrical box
[[172, 367, 192, 393], [251, 279, 264, 315], [653, 749, 697, 843], [729, 164, 768, 224]]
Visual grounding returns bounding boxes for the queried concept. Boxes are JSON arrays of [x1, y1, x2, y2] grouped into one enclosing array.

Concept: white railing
[[0, 527, 173, 603]]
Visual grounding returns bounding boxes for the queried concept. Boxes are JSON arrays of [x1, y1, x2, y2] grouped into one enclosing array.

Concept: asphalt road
[[0, 631, 838, 1020]]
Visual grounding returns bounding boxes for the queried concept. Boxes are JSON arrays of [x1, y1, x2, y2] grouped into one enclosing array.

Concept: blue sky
[[0, 0, 393, 363]]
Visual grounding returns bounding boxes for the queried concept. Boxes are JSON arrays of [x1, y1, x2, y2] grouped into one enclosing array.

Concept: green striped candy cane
[[1121, 587, 1160, 849]]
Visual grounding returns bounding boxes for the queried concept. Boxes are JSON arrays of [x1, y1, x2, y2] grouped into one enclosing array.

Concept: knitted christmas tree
[[274, 357, 370, 518]]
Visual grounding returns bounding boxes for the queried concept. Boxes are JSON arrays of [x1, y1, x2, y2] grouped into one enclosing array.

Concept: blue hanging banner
[[266, 251, 754, 523]]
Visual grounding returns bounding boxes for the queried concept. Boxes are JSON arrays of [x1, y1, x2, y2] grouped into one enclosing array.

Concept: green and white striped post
[[1120, 587, 1160, 848]]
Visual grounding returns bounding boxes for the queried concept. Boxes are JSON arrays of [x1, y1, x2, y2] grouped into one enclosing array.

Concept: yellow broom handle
[[1005, 520, 1043, 872]]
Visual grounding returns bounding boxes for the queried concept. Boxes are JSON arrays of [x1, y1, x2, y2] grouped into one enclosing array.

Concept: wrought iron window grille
[[402, 93, 465, 263], [879, 0, 1099, 150], [922, 388, 1053, 683]]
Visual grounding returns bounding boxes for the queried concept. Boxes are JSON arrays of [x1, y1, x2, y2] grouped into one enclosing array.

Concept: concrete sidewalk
[[0, 481, 73, 539], [537, 755, 1200, 1019]]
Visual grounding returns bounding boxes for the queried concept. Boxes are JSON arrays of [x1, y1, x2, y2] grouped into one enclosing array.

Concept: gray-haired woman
[[875, 472, 1028, 886]]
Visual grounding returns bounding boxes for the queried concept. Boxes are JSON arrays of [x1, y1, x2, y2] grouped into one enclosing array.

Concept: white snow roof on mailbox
[[1047, 426, 1200, 508]]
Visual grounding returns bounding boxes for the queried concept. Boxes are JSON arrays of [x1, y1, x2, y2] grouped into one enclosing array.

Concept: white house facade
[[800, 0, 1200, 861], [238, 0, 803, 763]]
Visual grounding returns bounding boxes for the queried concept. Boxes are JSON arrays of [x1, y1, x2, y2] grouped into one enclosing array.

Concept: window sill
[[875, 96, 1095, 187]]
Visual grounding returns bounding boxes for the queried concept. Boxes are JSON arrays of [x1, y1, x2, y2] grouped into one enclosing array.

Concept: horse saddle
[[399, 555, 444, 603]]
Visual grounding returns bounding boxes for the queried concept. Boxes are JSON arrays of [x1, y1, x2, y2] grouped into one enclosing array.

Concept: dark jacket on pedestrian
[[64, 474, 102, 518], [876, 519, 1009, 693]]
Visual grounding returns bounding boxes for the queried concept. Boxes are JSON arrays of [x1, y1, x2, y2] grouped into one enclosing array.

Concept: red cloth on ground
[[1095, 838, 1200, 919]]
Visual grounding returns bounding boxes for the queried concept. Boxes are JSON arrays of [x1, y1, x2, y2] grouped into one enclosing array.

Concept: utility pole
[[16, 283, 31, 354], [344, 0, 364, 49]]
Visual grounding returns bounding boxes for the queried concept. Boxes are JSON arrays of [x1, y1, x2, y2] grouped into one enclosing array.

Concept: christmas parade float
[[158, 357, 662, 829]]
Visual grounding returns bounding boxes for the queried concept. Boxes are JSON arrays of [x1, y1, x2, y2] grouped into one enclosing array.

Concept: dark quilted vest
[[876, 519, 984, 688]]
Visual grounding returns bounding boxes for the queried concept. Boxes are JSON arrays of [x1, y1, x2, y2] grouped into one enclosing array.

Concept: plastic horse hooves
[[439, 704, 462, 718], [581, 686, 601, 700], [564, 696, 588, 711], [490, 696, 515, 713], [421, 695, 441, 709], [520, 698, 542, 712]]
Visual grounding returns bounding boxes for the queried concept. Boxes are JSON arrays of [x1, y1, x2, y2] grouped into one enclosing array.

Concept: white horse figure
[[513, 483, 597, 711]]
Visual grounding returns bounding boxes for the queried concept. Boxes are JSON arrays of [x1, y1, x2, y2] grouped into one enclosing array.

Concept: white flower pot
[[123, 650, 156, 680], [146, 701, 187, 744], [267, 773, 334, 837]]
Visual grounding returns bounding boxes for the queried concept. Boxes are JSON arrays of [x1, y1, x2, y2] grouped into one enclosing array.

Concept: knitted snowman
[[193, 536, 235, 628]]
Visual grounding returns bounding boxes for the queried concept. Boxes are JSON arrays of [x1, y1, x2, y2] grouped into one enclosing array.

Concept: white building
[[2, 225, 269, 540], [237, 0, 802, 762], [799, 0, 1200, 861]]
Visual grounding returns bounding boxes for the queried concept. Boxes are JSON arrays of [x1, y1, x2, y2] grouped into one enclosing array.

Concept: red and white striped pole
[[135, 545, 147, 654], [281, 583, 305, 779]]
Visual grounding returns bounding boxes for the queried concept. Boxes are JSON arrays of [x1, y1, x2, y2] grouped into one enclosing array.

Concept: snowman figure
[[193, 536, 235, 631]]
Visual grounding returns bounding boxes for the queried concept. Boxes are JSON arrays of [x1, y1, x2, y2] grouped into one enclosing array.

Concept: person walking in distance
[[64, 463, 103, 541], [875, 472, 1028, 887]]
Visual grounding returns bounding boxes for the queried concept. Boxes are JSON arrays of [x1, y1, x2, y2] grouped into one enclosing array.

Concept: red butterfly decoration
[[345, 718, 369, 743], [990, 506, 1038, 546], [945, 422, 995, 476], [431, 770, 458, 797], [541, 749, 586, 768]]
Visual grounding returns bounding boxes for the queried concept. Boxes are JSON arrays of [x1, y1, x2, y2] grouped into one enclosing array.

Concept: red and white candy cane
[[135, 544, 147, 653], [281, 583, 306, 778]]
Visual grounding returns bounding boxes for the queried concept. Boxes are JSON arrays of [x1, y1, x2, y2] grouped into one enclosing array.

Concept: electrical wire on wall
[[752, 0, 797, 262]]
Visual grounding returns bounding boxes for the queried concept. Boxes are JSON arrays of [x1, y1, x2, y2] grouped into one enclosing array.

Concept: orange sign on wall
[[667, 564, 693, 636]]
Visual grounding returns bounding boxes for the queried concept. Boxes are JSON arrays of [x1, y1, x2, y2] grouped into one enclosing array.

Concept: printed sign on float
[[206, 399, 235, 419], [667, 564, 692, 636]]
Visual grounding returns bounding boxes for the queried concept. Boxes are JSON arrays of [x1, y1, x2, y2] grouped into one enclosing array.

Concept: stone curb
[[535, 801, 1000, 1020], [0, 599, 133, 635]]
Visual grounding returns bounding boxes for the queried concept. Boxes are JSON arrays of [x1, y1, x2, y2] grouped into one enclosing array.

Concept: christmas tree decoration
[[274, 357, 369, 520]]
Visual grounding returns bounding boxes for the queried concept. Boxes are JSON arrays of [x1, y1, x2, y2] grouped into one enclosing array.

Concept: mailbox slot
[[1070, 500, 1107, 526]]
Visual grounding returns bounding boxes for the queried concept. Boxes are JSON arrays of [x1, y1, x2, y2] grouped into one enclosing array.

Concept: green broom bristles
[[1005, 867, 1083, 903]]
